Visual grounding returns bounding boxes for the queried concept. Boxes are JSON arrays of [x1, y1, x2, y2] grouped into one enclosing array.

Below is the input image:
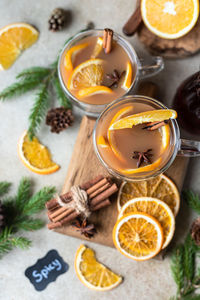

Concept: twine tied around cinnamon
[[56, 186, 91, 218]]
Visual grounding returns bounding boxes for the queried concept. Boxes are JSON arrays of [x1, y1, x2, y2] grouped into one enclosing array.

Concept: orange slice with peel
[[67, 59, 104, 90], [109, 109, 177, 130], [141, 0, 199, 39], [122, 61, 133, 90], [161, 123, 170, 152], [97, 135, 109, 148], [117, 174, 180, 215], [113, 212, 164, 261], [119, 157, 162, 175], [77, 86, 112, 98], [18, 131, 59, 175], [91, 37, 103, 58], [118, 197, 175, 249], [64, 43, 89, 72], [107, 106, 133, 161], [75, 244, 122, 291], [0, 23, 39, 70]]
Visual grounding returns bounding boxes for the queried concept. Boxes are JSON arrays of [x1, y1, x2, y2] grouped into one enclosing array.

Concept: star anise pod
[[106, 69, 125, 88], [132, 149, 153, 168], [72, 218, 96, 238]]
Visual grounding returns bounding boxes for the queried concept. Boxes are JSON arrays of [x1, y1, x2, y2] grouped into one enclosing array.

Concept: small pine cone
[[191, 217, 200, 246], [46, 107, 74, 133], [48, 8, 66, 32], [0, 201, 4, 233]]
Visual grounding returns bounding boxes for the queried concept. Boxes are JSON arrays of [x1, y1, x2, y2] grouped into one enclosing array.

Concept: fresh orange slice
[[141, 0, 199, 39], [113, 212, 164, 261], [64, 43, 89, 73], [109, 109, 177, 130], [117, 174, 180, 215], [97, 135, 109, 148], [91, 37, 103, 58], [118, 197, 175, 249], [67, 59, 104, 90], [0, 23, 39, 70], [122, 61, 133, 90], [75, 244, 122, 291], [18, 131, 59, 175], [77, 86, 112, 98], [107, 106, 133, 161]]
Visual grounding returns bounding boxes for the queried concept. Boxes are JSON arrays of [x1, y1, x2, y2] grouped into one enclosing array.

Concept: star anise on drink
[[106, 69, 125, 88], [72, 218, 96, 238], [132, 149, 153, 168]]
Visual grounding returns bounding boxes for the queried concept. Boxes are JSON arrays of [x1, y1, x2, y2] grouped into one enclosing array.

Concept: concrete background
[[0, 0, 200, 299]]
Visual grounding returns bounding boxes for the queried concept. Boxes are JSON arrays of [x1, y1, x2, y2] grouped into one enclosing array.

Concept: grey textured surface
[[0, 1, 200, 299]]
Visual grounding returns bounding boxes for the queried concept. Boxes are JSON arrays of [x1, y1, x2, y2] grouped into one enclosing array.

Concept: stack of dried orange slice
[[113, 174, 180, 261]]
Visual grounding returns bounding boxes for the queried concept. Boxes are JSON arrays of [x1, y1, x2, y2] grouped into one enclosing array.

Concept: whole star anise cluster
[[106, 69, 125, 89], [72, 218, 96, 238], [132, 149, 153, 168]]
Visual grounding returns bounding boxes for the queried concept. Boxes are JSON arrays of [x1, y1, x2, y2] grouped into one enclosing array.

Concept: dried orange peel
[[18, 131, 59, 175], [0, 23, 39, 70], [75, 244, 122, 291]]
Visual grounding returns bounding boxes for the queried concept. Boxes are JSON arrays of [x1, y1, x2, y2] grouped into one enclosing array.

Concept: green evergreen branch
[[0, 182, 11, 197], [53, 75, 71, 108], [184, 235, 195, 282], [15, 178, 31, 210], [183, 191, 200, 215], [16, 66, 51, 80], [14, 217, 44, 231], [171, 245, 185, 294], [28, 83, 50, 140]]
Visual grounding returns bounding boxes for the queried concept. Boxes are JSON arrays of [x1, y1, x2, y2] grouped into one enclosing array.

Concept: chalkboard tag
[[25, 249, 69, 291]]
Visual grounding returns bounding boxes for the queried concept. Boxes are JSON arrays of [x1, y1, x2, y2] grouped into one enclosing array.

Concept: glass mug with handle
[[93, 95, 200, 182], [58, 29, 164, 117]]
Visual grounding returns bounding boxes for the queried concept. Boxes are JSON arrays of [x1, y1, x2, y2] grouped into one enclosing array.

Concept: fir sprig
[[0, 182, 11, 196], [0, 178, 56, 258], [0, 27, 89, 139], [170, 192, 200, 300]]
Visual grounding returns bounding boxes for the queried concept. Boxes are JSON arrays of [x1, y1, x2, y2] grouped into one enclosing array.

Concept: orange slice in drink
[[75, 244, 122, 291], [97, 135, 109, 148], [119, 157, 162, 175], [113, 212, 164, 261], [122, 61, 133, 90], [161, 123, 170, 151], [64, 43, 89, 72], [109, 109, 177, 130], [91, 37, 103, 58], [0, 23, 39, 70], [18, 131, 60, 175], [108, 106, 133, 161], [77, 86, 112, 98], [141, 0, 199, 39], [118, 197, 175, 249], [67, 59, 104, 90]]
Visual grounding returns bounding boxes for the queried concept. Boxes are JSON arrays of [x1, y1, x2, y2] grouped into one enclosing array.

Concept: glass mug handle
[[178, 139, 200, 157], [138, 56, 164, 79]]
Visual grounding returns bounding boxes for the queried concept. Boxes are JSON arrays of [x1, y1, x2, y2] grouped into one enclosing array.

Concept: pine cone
[[0, 201, 4, 233], [46, 107, 74, 133], [191, 218, 200, 245], [48, 8, 66, 32]]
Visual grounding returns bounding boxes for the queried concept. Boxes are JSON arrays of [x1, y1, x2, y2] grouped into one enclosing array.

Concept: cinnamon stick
[[86, 178, 108, 195], [103, 28, 113, 54], [90, 183, 118, 207], [91, 199, 111, 211], [89, 181, 111, 199], [52, 207, 74, 223], [122, 3, 142, 36]]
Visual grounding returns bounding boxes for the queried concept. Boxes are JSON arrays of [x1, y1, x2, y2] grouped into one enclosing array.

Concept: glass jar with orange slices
[[93, 95, 200, 181], [58, 29, 164, 117]]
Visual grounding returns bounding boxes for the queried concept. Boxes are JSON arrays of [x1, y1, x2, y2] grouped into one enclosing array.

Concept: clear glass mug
[[93, 95, 200, 181], [58, 29, 164, 117]]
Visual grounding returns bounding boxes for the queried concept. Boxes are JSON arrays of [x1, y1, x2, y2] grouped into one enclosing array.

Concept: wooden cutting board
[[54, 83, 189, 248]]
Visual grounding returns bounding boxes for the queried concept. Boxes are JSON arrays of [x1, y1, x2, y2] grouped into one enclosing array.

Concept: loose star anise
[[72, 218, 96, 238], [132, 149, 153, 168], [106, 69, 125, 88]]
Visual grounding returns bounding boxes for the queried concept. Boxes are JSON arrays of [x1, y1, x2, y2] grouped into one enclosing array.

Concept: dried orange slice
[[64, 43, 89, 72], [0, 23, 39, 70], [141, 0, 199, 39], [97, 135, 109, 148], [18, 131, 59, 175], [109, 109, 177, 130], [118, 197, 175, 249], [117, 174, 180, 215], [75, 244, 122, 291], [107, 106, 133, 161], [67, 59, 104, 90], [122, 61, 133, 90], [91, 37, 103, 58], [77, 86, 112, 98], [113, 212, 164, 261]]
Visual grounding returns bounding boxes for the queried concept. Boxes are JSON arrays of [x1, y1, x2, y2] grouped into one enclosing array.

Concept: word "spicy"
[[33, 259, 61, 282]]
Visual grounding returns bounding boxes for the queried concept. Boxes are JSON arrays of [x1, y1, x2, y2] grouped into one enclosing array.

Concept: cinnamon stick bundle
[[46, 175, 118, 230]]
